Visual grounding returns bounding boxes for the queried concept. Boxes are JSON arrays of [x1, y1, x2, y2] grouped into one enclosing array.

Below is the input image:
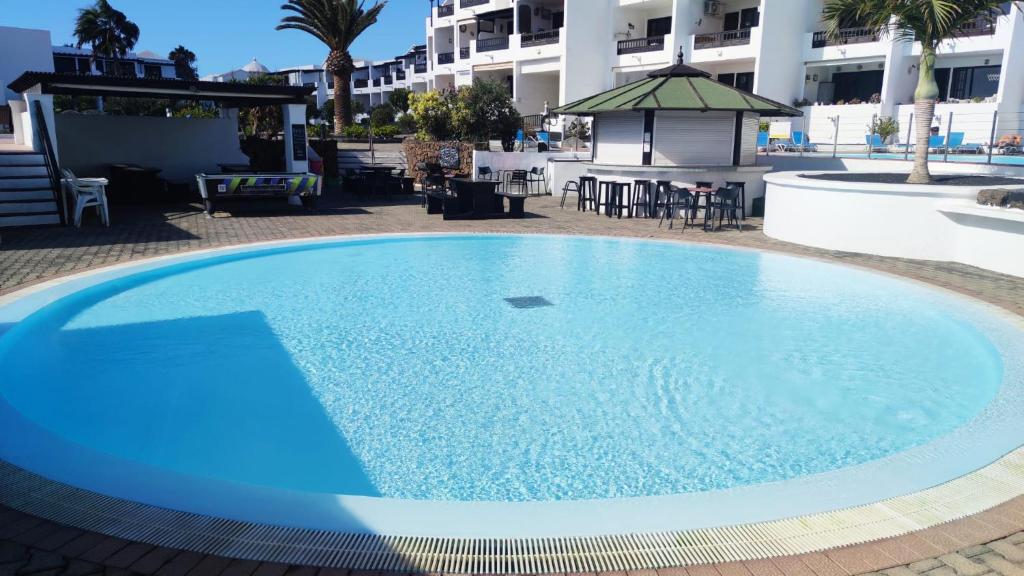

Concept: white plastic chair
[[61, 169, 110, 228]]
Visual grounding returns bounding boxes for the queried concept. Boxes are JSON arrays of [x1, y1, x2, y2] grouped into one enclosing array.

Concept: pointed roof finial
[[677, 46, 685, 64]]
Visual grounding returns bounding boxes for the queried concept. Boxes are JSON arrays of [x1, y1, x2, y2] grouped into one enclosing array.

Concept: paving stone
[[78, 540, 131, 565], [881, 568, 919, 576], [978, 553, 1024, 576], [187, 555, 232, 576], [1006, 534, 1024, 546], [987, 541, 1024, 563], [1, 562, 28, 576], [55, 536, 107, 562], [938, 554, 989, 576], [128, 548, 179, 575], [32, 529, 85, 553], [153, 552, 204, 576], [923, 567, 957, 576], [217, 561, 260, 576], [249, 564, 288, 576], [960, 547, 994, 560], [61, 560, 103, 576], [0, 544, 29, 565], [15, 551, 65, 575], [103, 544, 153, 570]]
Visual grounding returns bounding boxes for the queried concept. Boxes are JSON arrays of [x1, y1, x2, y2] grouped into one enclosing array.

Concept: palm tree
[[276, 0, 387, 134], [823, 0, 1017, 183], [74, 0, 140, 68], [169, 45, 198, 80]]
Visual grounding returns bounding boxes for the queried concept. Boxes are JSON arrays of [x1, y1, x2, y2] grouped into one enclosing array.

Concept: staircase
[[0, 151, 62, 228]]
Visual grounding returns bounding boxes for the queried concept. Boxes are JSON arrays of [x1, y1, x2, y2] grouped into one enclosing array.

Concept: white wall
[[0, 27, 54, 105], [764, 171, 1024, 278], [55, 114, 249, 182], [754, 0, 810, 106]]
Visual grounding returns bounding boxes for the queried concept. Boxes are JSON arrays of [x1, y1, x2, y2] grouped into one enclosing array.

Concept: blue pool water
[[0, 235, 1010, 503]]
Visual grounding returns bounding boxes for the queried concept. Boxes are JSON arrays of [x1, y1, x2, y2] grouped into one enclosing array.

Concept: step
[[0, 153, 45, 166], [0, 177, 51, 190], [0, 166, 48, 178], [0, 189, 54, 201], [0, 200, 58, 214], [0, 213, 62, 228]]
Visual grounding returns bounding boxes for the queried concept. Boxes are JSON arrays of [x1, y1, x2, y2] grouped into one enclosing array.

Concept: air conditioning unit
[[704, 1, 722, 16]]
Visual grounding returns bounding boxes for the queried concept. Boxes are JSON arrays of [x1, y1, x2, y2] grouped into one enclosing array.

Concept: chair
[[865, 134, 887, 152], [560, 179, 579, 209], [756, 131, 770, 152], [478, 166, 495, 180], [784, 131, 817, 152], [62, 169, 110, 228], [506, 170, 529, 195], [927, 135, 946, 153], [526, 167, 547, 195], [708, 187, 742, 232], [947, 132, 982, 154], [659, 187, 695, 231], [724, 181, 747, 220], [578, 176, 598, 212]]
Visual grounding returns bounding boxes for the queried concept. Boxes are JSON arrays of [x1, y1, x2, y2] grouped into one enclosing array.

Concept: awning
[[7, 72, 314, 106], [554, 61, 802, 117], [473, 62, 514, 72]]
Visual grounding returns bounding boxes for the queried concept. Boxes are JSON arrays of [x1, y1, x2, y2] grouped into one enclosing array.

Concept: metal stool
[[610, 182, 632, 219], [578, 176, 598, 212], [598, 180, 616, 217], [725, 181, 747, 219], [631, 179, 652, 218], [652, 180, 673, 218]]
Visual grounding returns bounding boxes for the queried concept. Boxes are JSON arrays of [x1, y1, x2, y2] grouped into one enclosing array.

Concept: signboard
[[291, 124, 307, 161]]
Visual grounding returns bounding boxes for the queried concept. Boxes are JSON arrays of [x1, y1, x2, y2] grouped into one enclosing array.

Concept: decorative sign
[[291, 124, 307, 162]]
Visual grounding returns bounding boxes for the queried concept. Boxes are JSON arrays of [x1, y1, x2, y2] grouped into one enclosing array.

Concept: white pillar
[[282, 102, 309, 173], [23, 93, 58, 161], [9, 100, 27, 146]]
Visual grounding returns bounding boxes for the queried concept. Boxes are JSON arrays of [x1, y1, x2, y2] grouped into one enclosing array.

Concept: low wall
[[402, 139, 475, 183], [763, 171, 1024, 278], [55, 114, 248, 182], [756, 154, 1024, 178], [472, 150, 590, 194]]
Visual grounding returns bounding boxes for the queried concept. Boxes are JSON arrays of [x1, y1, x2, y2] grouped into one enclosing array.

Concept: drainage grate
[[504, 296, 553, 309]]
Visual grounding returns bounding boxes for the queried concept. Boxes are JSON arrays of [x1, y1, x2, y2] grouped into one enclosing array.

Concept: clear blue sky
[[3, 0, 425, 74]]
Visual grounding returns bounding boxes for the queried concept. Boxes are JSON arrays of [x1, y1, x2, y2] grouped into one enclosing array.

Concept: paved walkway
[[2, 193, 1024, 576]]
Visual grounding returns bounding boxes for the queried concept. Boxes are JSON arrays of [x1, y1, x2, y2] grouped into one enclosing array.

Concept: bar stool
[[610, 181, 632, 219], [695, 181, 714, 227], [598, 180, 617, 217], [725, 181, 747, 219], [578, 176, 598, 212], [631, 179, 652, 218], [652, 180, 673, 218]]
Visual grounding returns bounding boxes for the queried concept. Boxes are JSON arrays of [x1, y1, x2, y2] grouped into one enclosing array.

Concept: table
[[446, 178, 503, 219]]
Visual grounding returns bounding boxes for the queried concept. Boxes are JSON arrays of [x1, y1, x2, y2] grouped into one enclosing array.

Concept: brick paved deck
[[2, 192, 1024, 576]]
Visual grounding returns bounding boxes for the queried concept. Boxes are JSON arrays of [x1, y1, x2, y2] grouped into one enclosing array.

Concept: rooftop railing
[[522, 29, 560, 48], [616, 35, 665, 55], [477, 36, 510, 52], [694, 28, 752, 50], [812, 27, 879, 48]]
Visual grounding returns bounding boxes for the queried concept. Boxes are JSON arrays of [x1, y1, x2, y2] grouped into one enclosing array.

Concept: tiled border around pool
[[2, 234, 1024, 572]]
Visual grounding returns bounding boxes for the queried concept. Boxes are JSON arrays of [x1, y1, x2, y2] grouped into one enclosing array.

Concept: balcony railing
[[812, 27, 879, 48], [373, 78, 381, 87], [617, 35, 665, 55], [383, 75, 393, 85], [414, 63, 428, 74], [694, 28, 752, 50], [437, 3, 454, 17], [461, 0, 488, 7], [396, 70, 406, 80], [477, 36, 510, 52], [460, 46, 471, 59], [958, 19, 997, 37], [354, 79, 368, 88], [522, 29, 560, 48], [438, 52, 455, 65]]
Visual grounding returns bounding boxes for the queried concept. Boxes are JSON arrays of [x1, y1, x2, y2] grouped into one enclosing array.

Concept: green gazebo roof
[[553, 61, 802, 117]]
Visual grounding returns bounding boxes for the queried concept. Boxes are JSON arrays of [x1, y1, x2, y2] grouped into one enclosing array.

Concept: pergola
[[7, 72, 315, 173]]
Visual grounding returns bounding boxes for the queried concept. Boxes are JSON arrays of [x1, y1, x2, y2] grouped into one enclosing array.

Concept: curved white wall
[[763, 171, 1024, 278]]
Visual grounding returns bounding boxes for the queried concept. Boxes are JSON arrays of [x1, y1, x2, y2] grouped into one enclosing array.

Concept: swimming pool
[[1, 234, 1023, 540]]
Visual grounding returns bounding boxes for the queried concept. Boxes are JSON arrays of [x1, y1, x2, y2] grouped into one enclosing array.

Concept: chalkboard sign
[[291, 124, 307, 161]]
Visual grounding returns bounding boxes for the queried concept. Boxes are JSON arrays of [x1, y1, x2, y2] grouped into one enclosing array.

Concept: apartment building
[[351, 45, 430, 110], [414, 0, 1024, 142]]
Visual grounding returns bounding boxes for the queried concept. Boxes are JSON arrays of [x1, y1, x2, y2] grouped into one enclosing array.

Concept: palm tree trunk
[[334, 72, 354, 133], [908, 46, 939, 184]]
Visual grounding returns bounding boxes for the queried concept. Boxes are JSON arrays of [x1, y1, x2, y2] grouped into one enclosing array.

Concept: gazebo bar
[[548, 54, 802, 216]]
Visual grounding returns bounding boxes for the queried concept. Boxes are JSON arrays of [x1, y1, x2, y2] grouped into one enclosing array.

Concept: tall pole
[[987, 110, 998, 165], [943, 111, 953, 163], [903, 112, 913, 162]]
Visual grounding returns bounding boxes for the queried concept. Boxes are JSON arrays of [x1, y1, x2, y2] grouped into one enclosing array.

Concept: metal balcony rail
[[438, 52, 455, 64], [694, 28, 752, 50], [460, 47, 471, 59], [461, 0, 488, 7], [617, 35, 665, 55], [811, 27, 879, 48], [958, 19, 997, 37], [522, 29, 560, 48], [437, 3, 455, 17], [477, 36, 510, 52]]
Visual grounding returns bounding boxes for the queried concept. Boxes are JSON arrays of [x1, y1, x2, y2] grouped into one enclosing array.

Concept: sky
[[3, 0, 426, 74]]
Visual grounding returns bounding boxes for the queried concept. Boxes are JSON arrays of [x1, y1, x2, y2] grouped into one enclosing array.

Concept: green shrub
[[373, 125, 399, 139], [370, 103, 397, 128], [396, 113, 417, 134], [342, 124, 368, 139]]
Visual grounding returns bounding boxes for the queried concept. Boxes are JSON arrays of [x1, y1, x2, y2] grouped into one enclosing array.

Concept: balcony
[[522, 29, 559, 48], [384, 75, 393, 85], [373, 78, 382, 87], [438, 52, 455, 65], [460, 46, 470, 59], [437, 3, 455, 17], [461, 0, 488, 7], [811, 27, 879, 49], [396, 70, 406, 80], [617, 35, 665, 55], [958, 19, 997, 37], [694, 28, 752, 50], [354, 79, 368, 88], [477, 36, 510, 52], [414, 63, 428, 74]]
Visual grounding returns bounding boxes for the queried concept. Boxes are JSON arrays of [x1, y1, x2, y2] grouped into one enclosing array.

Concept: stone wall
[[402, 138, 475, 182]]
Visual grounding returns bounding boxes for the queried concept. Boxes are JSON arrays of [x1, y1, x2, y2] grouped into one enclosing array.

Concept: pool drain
[[503, 296, 553, 309]]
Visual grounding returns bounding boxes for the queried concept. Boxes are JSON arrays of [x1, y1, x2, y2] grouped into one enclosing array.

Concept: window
[[935, 68, 951, 101], [647, 17, 672, 37], [143, 65, 162, 78], [724, 8, 759, 31], [832, 70, 884, 102], [717, 72, 755, 93], [552, 11, 564, 29], [948, 65, 1000, 100], [718, 73, 735, 86], [54, 56, 78, 74]]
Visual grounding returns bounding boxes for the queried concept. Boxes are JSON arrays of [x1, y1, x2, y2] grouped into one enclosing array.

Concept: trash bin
[[752, 196, 765, 218]]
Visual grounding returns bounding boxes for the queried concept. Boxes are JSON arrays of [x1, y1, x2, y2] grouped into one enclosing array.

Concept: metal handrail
[[694, 28, 752, 50], [477, 37, 510, 52], [522, 29, 560, 47], [811, 27, 879, 48], [437, 52, 455, 65], [32, 100, 67, 226], [460, 0, 487, 7], [616, 35, 665, 55]]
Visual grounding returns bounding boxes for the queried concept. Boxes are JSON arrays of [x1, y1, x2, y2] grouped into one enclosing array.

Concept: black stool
[[631, 179, 652, 218], [725, 181, 747, 219], [610, 182, 632, 219], [598, 180, 617, 217], [652, 180, 673, 218], [578, 176, 597, 212]]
